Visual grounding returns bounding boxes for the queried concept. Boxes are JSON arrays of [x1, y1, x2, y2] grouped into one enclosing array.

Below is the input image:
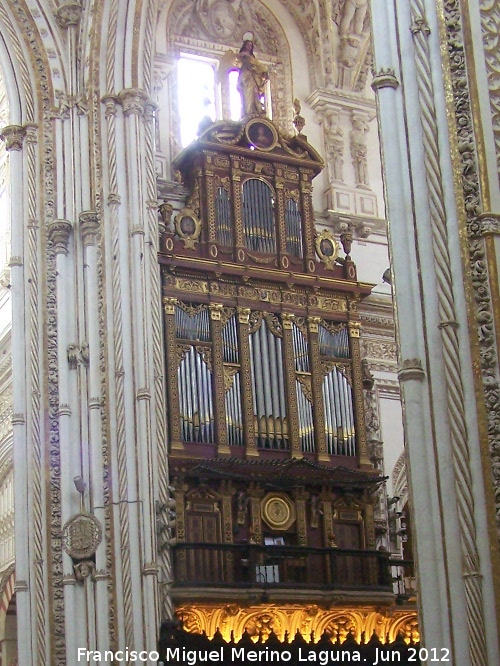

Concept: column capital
[[56, 3, 83, 28], [0, 125, 26, 151], [79, 211, 99, 247], [478, 212, 500, 236], [118, 88, 149, 117], [48, 219, 73, 255], [371, 68, 400, 91]]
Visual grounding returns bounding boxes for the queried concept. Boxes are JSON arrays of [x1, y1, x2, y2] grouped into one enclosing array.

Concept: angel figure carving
[[218, 35, 269, 117]]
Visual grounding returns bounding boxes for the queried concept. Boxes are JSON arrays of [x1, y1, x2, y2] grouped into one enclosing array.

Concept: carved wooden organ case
[[159, 117, 379, 555]]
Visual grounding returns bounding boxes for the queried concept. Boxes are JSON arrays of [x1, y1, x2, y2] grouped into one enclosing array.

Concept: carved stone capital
[[56, 3, 83, 28], [398, 359, 426, 382], [410, 17, 431, 37], [24, 123, 38, 144], [48, 219, 73, 255], [0, 125, 26, 151], [371, 68, 400, 91], [164, 297, 177, 315], [79, 211, 99, 246], [478, 213, 500, 236], [101, 95, 120, 118], [118, 88, 149, 117]]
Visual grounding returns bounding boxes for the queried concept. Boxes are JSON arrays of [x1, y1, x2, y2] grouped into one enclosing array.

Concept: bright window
[[177, 56, 217, 147]]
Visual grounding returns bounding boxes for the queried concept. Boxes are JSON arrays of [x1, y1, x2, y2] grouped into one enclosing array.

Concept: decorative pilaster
[[292, 488, 309, 546], [210, 304, 230, 455], [281, 314, 301, 457], [348, 321, 370, 468], [237, 308, 257, 457], [248, 484, 264, 544], [308, 316, 327, 461], [164, 298, 182, 450]]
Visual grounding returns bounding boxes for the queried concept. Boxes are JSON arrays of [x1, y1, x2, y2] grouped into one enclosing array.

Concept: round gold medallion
[[261, 493, 296, 530]]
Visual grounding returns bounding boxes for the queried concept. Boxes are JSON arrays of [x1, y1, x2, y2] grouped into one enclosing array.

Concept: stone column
[[1, 125, 32, 666]]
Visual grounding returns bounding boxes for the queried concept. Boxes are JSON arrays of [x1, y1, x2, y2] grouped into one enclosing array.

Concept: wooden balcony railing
[[172, 543, 393, 591]]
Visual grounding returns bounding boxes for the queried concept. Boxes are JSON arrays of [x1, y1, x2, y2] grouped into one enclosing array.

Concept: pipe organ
[[159, 116, 384, 610]]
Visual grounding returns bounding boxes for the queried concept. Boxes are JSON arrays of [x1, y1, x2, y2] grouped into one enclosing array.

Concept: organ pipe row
[[172, 303, 357, 456], [285, 198, 304, 258], [178, 345, 215, 443], [242, 179, 277, 253], [215, 178, 307, 260], [318, 324, 350, 358], [322, 368, 356, 456], [215, 187, 232, 246], [249, 318, 288, 450]]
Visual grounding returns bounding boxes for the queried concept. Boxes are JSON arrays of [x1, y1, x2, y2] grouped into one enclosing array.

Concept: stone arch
[[0, 566, 16, 666]]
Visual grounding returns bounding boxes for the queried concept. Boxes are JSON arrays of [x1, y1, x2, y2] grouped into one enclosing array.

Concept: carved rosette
[[0, 125, 26, 151], [48, 219, 73, 256]]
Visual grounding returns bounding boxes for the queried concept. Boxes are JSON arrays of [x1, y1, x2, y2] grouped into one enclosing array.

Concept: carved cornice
[[48, 219, 73, 255], [0, 125, 26, 151]]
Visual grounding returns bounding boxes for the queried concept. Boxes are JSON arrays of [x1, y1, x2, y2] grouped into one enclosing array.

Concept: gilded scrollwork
[[173, 603, 419, 644]]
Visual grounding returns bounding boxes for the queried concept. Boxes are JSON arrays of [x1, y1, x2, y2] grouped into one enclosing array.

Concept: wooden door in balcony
[[186, 512, 223, 584], [333, 523, 363, 586]]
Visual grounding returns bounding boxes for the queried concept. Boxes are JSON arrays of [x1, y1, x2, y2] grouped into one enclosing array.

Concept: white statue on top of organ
[[217, 32, 269, 117]]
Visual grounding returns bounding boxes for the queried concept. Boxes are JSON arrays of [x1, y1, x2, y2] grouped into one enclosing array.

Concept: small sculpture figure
[[339, 0, 369, 37], [324, 110, 344, 181], [309, 494, 323, 528], [217, 34, 269, 118], [350, 115, 370, 187], [236, 490, 249, 525]]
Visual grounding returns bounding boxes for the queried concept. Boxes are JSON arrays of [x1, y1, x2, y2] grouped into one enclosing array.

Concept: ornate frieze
[[173, 603, 418, 644]]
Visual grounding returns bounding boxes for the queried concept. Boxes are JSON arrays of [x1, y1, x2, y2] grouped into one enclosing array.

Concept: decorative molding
[[174, 604, 419, 644], [448, 1, 500, 539]]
